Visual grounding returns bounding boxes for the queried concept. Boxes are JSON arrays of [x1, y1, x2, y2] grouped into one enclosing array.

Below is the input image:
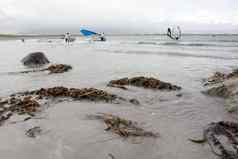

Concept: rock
[[15, 96, 40, 115], [129, 99, 140, 105], [46, 64, 72, 74], [204, 69, 238, 86], [18, 64, 72, 74], [107, 83, 128, 90], [0, 95, 41, 126], [109, 76, 181, 91], [26, 87, 126, 103], [203, 77, 238, 113], [190, 121, 238, 159], [204, 72, 226, 86], [13, 87, 140, 105], [176, 93, 183, 97], [0, 87, 140, 126], [227, 69, 238, 79], [21, 52, 50, 66], [0, 112, 12, 126], [25, 126, 42, 138], [204, 84, 231, 98]]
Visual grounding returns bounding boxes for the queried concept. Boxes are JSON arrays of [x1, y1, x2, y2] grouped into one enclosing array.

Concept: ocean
[[0, 34, 237, 159]]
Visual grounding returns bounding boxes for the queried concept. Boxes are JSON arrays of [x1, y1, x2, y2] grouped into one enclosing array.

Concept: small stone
[[129, 99, 140, 105], [25, 126, 42, 138], [176, 93, 183, 97]]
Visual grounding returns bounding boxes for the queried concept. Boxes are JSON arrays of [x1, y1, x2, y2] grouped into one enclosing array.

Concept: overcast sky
[[0, 0, 237, 34]]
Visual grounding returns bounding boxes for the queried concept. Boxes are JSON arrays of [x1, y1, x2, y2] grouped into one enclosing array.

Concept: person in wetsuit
[[64, 32, 70, 43], [99, 32, 106, 41], [167, 28, 172, 38]]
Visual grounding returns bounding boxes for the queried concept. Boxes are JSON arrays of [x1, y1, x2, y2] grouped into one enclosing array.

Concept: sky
[[0, 0, 237, 34]]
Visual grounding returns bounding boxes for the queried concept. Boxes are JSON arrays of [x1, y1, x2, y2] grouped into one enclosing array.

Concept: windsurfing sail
[[167, 26, 182, 40], [80, 29, 98, 36]]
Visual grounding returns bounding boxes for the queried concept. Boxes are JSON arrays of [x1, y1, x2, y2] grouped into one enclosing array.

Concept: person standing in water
[[99, 32, 106, 41], [167, 28, 172, 38], [64, 32, 71, 43]]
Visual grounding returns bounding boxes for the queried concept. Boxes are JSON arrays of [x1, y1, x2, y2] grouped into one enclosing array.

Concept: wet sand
[[0, 35, 238, 159]]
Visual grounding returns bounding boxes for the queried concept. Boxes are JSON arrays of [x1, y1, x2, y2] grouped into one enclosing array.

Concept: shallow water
[[0, 35, 238, 159]]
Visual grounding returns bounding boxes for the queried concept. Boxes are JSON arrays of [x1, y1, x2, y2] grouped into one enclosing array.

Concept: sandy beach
[[0, 34, 238, 159]]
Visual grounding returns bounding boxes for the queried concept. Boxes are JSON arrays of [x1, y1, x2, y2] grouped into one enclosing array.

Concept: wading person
[[167, 28, 172, 38], [64, 32, 71, 43]]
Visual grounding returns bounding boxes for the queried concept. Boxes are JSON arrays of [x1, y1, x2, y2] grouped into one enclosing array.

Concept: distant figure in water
[[99, 32, 106, 41], [167, 28, 172, 38], [64, 32, 71, 43], [167, 26, 181, 40], [21, 38, 25, 42]]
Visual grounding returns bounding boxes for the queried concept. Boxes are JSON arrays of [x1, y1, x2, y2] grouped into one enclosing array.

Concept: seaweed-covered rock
[[21, 52, 50, 66], [0, 96, 40, 126], [0, 96, 40, 115], [190, 121, 238, 159], [204, 84, 231, 98], [109, 76, 181, 90], [18, 64, 72, 74], [204, 72, 227, 86], [46, 64, 72, 74], [0, 87, 139, 126], [227, 69, 238, 79], [15, 87, 139, 105], [204, 69, 238, 86], [28, 87, 119, 102], [203, 77, 238, 113]]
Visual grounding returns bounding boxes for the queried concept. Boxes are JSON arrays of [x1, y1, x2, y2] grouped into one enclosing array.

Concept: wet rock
[[87, 113, 158, 138], [204, 72, 226, 86], [129, 99, 140, 105], [0, 112, 12, 125], [204, 69, 238, 86], [109, 76, 181, 91], [21, 52, 50, 66], [203, 68, 238, 113], [15, 87, 139, 104], [176, 93, 183, 97], [0, 96, 40, 125], [0, 87, 140, 126], [18, 64, 72, 74], [190, 121, 238, 159], [204, 84, 231, 98], [227, 69, 238, 79], [14, 96, 40, 115], [28, 87, 119, 102], [46, 64, 72, 74], [107, 83, 128, 90], [25, 126, 42, 138], [203, 76, 238, 113], [1, 96, 40, 115]]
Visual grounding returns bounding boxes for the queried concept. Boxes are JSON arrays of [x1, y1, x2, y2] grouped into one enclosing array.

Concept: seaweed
[[108, 76, 181, 91], [87, 113, 158, 138]]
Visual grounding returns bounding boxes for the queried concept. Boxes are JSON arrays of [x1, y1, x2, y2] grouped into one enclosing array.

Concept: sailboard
[[80, 29, 98, 36], [80, 29, 106, 41]]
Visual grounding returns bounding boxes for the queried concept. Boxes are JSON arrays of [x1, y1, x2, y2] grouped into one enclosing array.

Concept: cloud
[[0, 0, 237, 34]]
